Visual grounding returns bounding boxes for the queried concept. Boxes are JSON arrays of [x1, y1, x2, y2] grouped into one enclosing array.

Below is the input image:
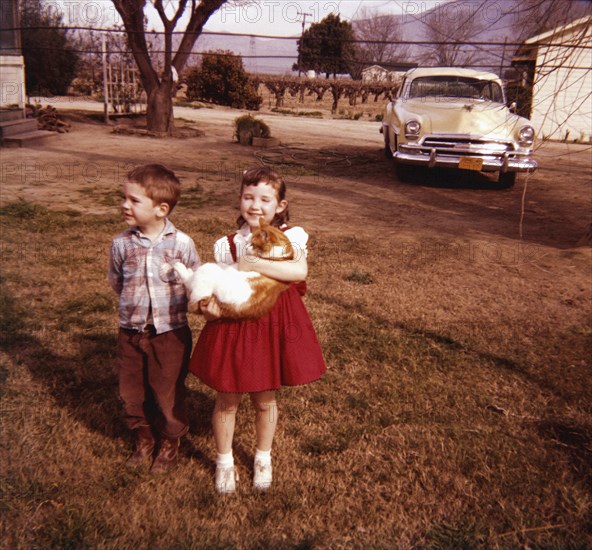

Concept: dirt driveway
[[2, 98, 590, 250], [3, 100, 590, 332]]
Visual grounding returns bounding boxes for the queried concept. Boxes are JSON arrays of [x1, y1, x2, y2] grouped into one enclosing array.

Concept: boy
[[108, 164, 199, 473]]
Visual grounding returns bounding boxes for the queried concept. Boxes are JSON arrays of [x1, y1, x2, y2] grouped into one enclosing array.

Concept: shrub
[[233, 115, 270, 145], [271, 108, 324, 118], [185, 51, 262, 110], [69, 77, 94, 96], [20, 0, 79, 95]]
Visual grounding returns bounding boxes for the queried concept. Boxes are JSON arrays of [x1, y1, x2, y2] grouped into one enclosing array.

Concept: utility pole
[[249, 35, 258, 74], [297, 11, 312, 77], [102, 32, 110, 124]]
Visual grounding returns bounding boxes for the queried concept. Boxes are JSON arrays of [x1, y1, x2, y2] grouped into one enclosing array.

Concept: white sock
[[254, 448, 271, 465], [216, 451, 234, 468]]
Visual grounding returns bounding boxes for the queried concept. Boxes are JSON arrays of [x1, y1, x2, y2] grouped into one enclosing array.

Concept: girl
[[189, 166, 326, 494]]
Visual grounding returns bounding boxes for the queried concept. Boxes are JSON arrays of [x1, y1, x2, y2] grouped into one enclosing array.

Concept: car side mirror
[[509, 101, 517, 113]]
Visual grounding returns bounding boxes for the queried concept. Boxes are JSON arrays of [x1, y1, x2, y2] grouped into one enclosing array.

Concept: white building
[[361, 64, 416, 85], [515, 16, 591, 142], [362, 65, 392, 83], [0, 0, 26, 111]]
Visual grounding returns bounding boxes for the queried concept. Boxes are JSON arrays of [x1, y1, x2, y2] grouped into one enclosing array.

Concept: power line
[[7, 26, 592, 49], [8, 45, 589, 71]]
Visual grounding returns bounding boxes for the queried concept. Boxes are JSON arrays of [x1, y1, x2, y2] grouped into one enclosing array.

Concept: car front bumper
[[395, 143, 538, 173]]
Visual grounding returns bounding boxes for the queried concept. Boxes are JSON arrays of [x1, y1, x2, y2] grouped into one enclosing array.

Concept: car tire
[[383, 128, 393, 159], [393, 135, 412, 182], [395, 161, 413, 182], [498, 172, 516, 188]]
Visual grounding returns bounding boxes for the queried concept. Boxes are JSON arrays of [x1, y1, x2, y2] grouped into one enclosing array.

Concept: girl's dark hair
[[236, 166, 290, 229]]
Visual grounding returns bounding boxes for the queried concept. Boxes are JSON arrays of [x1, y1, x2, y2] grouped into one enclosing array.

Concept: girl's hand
[[238, 252, 308, 282], [200, 298, 222, 321]]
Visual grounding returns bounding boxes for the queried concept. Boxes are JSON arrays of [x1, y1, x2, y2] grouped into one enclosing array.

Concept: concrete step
[[0, 109, 24, 123], [0, 118, 38, 137], [1, 130, 57, 147]]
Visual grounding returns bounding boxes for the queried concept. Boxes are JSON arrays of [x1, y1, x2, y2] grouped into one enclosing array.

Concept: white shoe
[[253, 459, 272, 490], [215, 465, 237, 494]]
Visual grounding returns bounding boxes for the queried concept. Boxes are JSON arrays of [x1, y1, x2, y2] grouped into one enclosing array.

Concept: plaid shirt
[[108, 219, 200, 334]]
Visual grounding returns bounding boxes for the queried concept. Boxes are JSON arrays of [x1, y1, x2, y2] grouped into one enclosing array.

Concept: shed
[[361, 63, 417, 84], [362, 65, 391, 82], [1, 0, 56, 146], [512, 16, 592, 141], [0, 0, 26, 110]]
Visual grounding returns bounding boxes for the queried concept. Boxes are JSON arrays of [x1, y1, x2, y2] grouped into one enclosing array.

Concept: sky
[[201, 1, 451, 37], [53, 0, 450, 37]]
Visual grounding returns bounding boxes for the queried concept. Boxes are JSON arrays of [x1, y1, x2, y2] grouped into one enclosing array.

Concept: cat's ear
[[258, 217, 268, 228]]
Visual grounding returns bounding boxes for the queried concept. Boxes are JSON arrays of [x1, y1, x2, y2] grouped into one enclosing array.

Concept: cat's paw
[[173, 262, 193, 284]]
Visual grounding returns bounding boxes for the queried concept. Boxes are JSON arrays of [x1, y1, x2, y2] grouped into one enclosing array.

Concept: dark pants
[[117, 325, 192, 439]]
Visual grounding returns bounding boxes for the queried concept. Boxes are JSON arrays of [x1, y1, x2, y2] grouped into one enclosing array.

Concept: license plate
[[459, 157, 483, 171]]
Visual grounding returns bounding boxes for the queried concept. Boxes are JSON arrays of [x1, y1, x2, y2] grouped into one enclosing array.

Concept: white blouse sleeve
[[285, 226, 309, 258]]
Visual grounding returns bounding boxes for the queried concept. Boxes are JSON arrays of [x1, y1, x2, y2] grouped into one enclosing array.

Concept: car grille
[[421, 137, 513, 153]]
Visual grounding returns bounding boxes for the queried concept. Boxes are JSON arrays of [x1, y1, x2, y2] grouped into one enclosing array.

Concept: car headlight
[[518, 125, 535, 146], [405, 120, 421, 139]]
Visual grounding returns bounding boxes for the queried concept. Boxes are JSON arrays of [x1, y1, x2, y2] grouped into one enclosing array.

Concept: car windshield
[[407, 76, 504, 102]]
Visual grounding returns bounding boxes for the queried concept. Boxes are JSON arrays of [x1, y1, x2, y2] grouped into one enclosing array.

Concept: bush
[[185, 51, 262, 110], [69, 77, 96, 96], [233, 115, 270, 145]]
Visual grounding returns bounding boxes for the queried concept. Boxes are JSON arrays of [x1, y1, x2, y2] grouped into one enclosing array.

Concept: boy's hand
[[200, 297, 222, 321]]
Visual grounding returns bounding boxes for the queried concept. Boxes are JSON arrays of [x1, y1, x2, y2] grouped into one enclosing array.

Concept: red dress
[[188, 230, 326, 393]]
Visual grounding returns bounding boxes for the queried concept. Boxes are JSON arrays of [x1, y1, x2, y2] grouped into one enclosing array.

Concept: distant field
[[256, 82, 388, 121]]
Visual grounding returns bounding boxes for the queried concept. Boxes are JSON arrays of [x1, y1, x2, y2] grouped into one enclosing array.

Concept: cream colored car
[[381, 67, 537, 187]]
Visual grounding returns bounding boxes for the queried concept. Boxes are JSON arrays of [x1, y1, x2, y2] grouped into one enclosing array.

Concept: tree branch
[[173, 0, 226, 71], [111, 0, 159, 89]]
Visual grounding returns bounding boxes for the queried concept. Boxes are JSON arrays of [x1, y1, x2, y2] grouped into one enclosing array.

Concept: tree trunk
[[111, 0, 228, 137], [146, 79, 175, 135]]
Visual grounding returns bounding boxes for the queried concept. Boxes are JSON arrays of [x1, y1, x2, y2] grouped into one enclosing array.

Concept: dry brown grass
[[1, 110, 591, 548]]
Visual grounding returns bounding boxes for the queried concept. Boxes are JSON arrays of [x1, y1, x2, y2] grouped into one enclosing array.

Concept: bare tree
[[510, 0, 591, 42], [353, 7, 410, 69], [74, 26, 136, 95], [72, 29, 102, 93], [111, 0, 229, 135], [420, 3, 487, 67]]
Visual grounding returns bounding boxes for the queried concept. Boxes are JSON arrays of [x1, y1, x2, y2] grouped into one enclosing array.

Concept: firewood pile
[[28, 104, 71, 133]]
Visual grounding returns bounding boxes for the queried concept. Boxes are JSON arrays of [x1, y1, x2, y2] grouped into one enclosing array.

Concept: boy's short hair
[[127, 164, 181, 212]]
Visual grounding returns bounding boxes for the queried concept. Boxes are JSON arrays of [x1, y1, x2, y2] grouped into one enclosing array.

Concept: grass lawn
[[1, 111, 591, 548]]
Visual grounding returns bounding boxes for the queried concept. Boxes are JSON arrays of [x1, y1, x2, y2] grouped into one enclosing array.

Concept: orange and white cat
[[174, 218, 294, 319]]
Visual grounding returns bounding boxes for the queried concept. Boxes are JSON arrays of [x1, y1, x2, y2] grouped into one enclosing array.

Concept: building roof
[[362, 65, 389, 73], [524, 15, 591, 45], [362, 63, 418, 73]]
